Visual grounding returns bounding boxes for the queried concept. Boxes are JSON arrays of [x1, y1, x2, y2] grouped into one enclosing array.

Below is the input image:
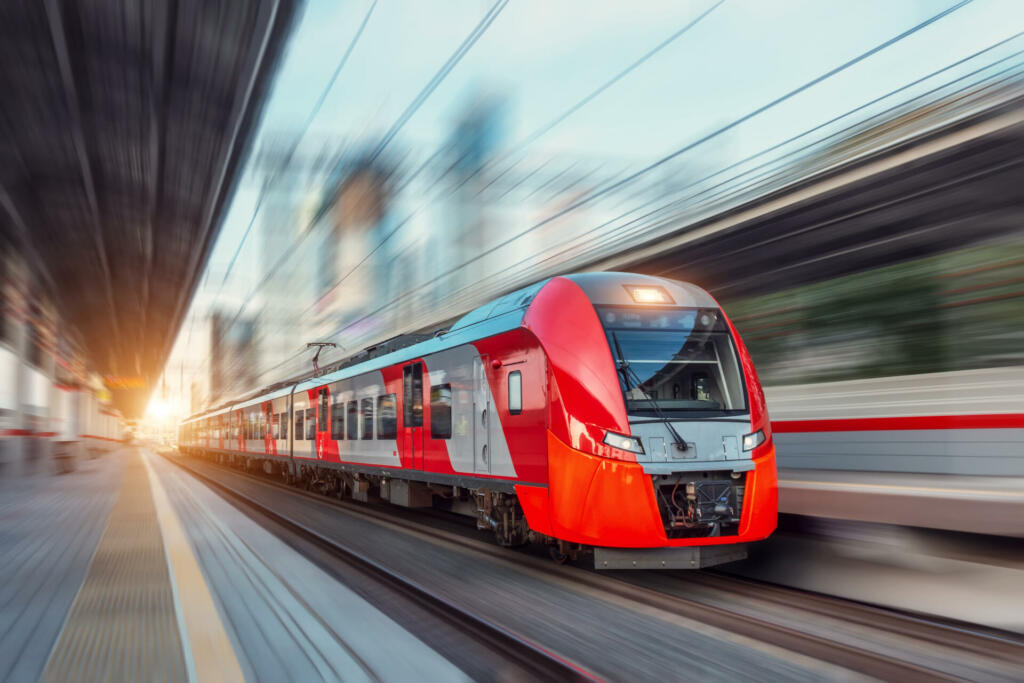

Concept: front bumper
[[515, 431, 777, 548]]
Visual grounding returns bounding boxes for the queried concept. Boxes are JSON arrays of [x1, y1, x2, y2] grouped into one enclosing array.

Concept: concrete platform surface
[[0, 446, 465, 682]]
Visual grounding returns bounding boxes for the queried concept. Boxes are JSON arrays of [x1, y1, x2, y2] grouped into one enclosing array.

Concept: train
[[179, 272, 778, 569]]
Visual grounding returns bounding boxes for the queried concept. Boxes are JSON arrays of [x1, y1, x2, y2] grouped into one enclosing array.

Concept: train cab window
[[347, 401, 358, 440], [430, 384, 452, 439], [305, 408, 315, 440], [508, 372, 522, 415], [360, 398, 374, 440], [377, 394, 397, 439], [295, 411, 304, 440], [331, 400, 345, 440], [600, 306, 747, 416]]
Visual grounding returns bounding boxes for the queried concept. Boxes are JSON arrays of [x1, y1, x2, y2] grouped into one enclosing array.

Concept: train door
[[316, 388, 328, 460], [473, 355, 491, 475], [265, 403, 274, 455], [402, 362, 424, 469]]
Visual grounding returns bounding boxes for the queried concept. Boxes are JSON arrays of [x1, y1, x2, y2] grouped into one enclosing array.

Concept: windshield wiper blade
[[610, 331, 689, 453], [610, 331, 633, 391]]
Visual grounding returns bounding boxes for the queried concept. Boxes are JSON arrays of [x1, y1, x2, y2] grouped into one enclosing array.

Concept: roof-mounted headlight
[[623, 284, 673, 305], [603, 431, 644, 454]]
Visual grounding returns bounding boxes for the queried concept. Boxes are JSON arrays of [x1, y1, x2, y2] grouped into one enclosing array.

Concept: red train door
[[316, 388, 328, 460], [402, 362, 424, 469], [265, 403, 275, 455]]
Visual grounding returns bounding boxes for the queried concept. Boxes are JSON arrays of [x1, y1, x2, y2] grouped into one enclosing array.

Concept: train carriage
[[180, 273, 778, 568]]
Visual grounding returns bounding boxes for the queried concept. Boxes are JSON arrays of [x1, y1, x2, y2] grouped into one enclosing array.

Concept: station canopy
[[0, 0, 300, 417]]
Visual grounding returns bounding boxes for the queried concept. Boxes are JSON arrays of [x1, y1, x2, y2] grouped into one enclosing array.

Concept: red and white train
[[179, 273, 778, 568]]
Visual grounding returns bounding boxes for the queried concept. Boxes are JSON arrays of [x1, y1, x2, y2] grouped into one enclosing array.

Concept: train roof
[[181, 273, 716, 423]]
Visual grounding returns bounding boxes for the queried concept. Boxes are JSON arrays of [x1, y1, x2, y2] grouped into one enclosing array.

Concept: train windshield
[[598, 306, 747, 417]]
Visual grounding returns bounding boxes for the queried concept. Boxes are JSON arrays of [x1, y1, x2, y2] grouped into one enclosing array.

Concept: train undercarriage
[[183, 447, 746, 569]]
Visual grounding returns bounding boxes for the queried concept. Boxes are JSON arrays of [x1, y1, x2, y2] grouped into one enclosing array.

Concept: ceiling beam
[[156, 0, 298, 390], [43, 0, 123, 371]]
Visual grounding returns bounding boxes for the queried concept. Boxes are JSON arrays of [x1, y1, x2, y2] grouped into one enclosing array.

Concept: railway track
[[165, 450, 1024, 681], [160, 452, 594, 682]]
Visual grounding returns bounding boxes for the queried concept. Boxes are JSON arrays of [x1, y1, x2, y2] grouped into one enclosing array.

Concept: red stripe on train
[[772, 414, 1024, 433]]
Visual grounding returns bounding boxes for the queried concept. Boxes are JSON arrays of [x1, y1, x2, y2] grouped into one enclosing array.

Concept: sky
[[147, 0, 1024, 422]]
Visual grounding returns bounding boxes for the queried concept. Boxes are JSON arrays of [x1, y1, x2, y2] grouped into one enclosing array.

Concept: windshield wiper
[[610, 331, 689, 453]]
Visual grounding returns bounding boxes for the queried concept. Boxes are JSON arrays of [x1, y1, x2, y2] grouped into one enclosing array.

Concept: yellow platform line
[[142, 452, 245, 683]]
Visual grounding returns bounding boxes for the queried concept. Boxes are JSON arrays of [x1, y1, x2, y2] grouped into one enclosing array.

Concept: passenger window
[[280, 412, 288, 441], [272, 413, 279, 440], [331, 399, 345, 440], [430, 384, 452, 439], [347, 401, 358, 440], [295, 411, 304, 440], [377, 394, 397, 439], [361, 397, 374, 440], [305, 408, 315, 440], [508, 371, 522, 415]]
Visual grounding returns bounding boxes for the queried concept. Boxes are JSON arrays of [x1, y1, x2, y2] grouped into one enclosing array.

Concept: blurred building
[[209, 311, 258, 404], [319, 156, 394, 329]]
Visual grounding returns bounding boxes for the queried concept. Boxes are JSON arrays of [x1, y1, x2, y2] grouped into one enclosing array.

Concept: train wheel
[[548, 545, 569, 564]]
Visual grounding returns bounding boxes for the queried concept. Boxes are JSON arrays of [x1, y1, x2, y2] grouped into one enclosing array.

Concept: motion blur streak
[[2, 1, 1024, 675]]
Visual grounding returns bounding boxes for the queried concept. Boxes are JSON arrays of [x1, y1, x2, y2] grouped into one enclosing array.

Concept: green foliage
[[724, 240, 1024, 385]]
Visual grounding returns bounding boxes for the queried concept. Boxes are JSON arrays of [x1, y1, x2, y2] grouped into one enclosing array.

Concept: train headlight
[[603, 431, 644, 454], [742, 429, 765, 451], [623, 284, 674, 305]]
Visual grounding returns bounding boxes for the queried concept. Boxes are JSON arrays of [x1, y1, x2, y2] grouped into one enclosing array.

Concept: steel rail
[[161, 452, 595, 682], [168, 450, 1024, 681]]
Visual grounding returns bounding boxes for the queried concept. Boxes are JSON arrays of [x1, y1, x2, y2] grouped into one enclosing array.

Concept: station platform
[[778, 468, 1024, 536], [0, 447, 464, 682]]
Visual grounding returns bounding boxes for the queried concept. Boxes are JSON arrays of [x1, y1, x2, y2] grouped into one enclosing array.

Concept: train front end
[[521, 272, 777, 569]]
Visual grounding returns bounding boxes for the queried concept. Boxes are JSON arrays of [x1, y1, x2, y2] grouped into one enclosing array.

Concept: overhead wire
[[210, 0, 379, 307], [198, 0, 511, 399], [303, 0, 724, 322], [201, 0, 984, 400], [427, 57, 1024, 326], [323, 0, 978, 342]]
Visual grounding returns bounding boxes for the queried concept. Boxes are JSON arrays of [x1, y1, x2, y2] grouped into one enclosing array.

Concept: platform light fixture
[[623, 284, 674, 305]]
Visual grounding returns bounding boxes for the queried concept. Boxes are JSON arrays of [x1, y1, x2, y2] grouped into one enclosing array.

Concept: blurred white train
[[767, 366, 1024, 476]]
